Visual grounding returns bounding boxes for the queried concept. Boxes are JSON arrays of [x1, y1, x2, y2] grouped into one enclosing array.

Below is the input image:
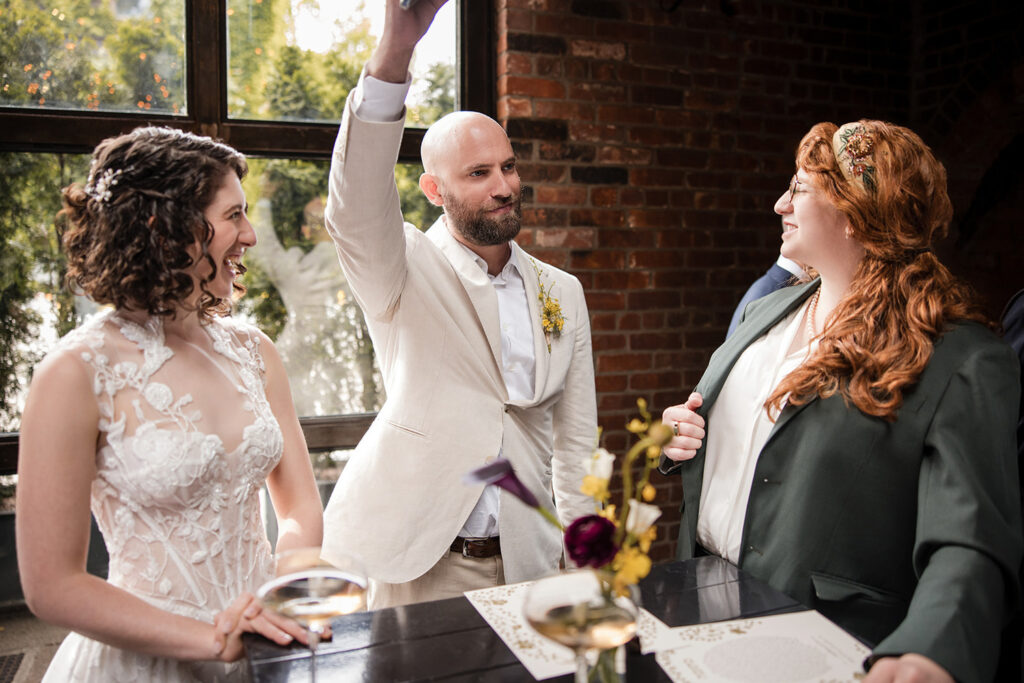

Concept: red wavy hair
[[765, 120, 988, 421]]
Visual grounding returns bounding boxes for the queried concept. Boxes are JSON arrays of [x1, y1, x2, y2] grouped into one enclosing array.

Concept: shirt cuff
[[352, 69, 412, 123]]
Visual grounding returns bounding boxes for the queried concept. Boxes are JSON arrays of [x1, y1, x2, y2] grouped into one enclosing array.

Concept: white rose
[[588, 448, 615, 480], [626, 501, 662, 535]]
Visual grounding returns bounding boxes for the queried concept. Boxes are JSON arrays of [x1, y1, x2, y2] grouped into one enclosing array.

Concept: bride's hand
[[211, 592, 315, 662], [661, 392, 705, 462]]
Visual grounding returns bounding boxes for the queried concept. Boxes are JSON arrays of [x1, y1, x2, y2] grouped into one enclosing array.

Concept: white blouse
[[697, 298, 817, 563]]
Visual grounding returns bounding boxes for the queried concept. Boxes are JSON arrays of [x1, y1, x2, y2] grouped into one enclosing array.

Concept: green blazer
[[662, 280, 1022, 683]]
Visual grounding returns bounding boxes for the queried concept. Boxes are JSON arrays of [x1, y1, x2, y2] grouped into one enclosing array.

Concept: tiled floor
[[0, 608, 67, 683]]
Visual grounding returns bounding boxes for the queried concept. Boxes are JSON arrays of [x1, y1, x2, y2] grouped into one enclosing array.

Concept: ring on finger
[[672, 421, 680, 437]]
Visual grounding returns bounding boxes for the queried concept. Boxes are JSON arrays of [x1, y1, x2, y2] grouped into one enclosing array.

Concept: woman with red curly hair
[[16, 126, 324, 682], [661, 120, 1021, 683]]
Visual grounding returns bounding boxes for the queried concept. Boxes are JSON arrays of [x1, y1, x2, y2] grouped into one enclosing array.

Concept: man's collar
[[456, 239, 519, 280]]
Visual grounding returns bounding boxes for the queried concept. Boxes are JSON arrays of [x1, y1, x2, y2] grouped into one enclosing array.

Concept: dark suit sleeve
[[871, 337, 1023, 683], [726, 264, 793, 339]]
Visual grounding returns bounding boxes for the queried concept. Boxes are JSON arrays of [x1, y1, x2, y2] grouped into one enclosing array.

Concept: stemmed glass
[[523, 570, 639, 683], [257, 546, 367, 682]]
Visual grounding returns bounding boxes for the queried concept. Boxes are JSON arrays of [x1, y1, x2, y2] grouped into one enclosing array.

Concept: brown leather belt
[[450, 536, 501, 558]]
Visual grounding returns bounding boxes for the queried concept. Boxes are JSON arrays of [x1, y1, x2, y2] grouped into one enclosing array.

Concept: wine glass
[[523, 570, 639, 683], [257, 547, 367, 682]]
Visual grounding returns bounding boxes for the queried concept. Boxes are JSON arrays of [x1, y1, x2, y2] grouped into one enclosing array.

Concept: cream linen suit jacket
[[321, 94, 597, 585]]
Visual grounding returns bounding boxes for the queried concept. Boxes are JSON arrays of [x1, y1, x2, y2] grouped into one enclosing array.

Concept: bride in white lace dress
[[15, 127, 324, 682]]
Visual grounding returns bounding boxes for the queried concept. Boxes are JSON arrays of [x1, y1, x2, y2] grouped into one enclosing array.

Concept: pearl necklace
[[805, 288, 821, 342]]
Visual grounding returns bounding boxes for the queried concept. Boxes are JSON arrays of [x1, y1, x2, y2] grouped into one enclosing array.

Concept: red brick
[[583, 290, 627, 311], [569, 208, 625, 228], [590, 313, 617, 332], [595, 373, 628, 392], [498, 97, 532, 120], [596, 146, 653, 165], [570, 122, 625, 143], [597, 353, 653, 374], [594, 270, 650, 290], [534, 227, 596, 248], [502, 75, 566, 99], [534, 101, 597, 121], [592, 334, 626, 352], [534, 185, 587, 205], [590, 187, 618, 207]]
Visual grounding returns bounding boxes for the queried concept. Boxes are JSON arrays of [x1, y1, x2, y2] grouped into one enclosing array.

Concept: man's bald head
[[417, 110, 522, 250], [420, 111, 512, 181]]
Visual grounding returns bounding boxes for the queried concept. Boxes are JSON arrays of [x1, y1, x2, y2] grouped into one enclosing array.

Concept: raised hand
[[367, 0, 450, 83]]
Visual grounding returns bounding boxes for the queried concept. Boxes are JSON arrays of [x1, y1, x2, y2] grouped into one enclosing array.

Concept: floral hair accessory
[[529, 259, 564, 352], [832, 122, 877, 193], [84, 165, 127, 203]]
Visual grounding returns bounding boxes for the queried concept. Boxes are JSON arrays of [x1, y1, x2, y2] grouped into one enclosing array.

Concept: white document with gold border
[[466, 580, 869, 682], [465, 580, 667, 680], [651, 610, 871, 682]]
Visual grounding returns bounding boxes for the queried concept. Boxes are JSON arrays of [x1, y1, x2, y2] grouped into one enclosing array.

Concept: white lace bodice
[[55, 310, 282, 620]]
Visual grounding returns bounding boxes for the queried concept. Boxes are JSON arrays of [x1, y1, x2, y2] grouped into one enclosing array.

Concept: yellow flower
[[612, 546, 652, 595], [637, 526, 657, 554], [641, 483, 656, 502], [581, 474, 609, 504], [530, 259, 565, 352]]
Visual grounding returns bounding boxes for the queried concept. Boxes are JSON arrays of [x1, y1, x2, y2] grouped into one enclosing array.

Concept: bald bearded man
[[321, 0, 597, 609]]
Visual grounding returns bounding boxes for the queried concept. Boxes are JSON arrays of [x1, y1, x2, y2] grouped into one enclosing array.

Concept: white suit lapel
[[514, 245, 551, 405], [426, 219, 504, 375]]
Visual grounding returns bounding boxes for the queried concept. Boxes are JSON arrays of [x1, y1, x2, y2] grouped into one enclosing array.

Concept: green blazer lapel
[[696, 280, 820, 406], [672, 280, 820, 556]]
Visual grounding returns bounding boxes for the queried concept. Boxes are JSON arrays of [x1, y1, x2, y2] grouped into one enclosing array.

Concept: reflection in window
[[0, 152, 441, 430], [226, 0, 455, 126], [0, 0, 186, 114], [239, 157, 440, 416]]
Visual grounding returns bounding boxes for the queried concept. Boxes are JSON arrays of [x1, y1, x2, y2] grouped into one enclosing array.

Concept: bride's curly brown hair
[[61, 126, 248, 321], [765, 120, 988, 421]]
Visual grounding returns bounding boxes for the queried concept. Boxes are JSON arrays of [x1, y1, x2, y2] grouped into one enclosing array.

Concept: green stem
[[537, 505, 565, 531], [616, 437, 651, 543]]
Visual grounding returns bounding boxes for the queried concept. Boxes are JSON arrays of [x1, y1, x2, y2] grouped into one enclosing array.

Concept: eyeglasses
[[786, 176, 804, 203]]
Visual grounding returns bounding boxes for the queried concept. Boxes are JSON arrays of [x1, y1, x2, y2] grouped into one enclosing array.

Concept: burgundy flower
[[463, 458, 540, 509], [564, 515, 619, 568]]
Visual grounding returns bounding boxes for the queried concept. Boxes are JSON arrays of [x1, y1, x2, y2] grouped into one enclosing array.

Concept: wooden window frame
[[0, 0, 495, 473]]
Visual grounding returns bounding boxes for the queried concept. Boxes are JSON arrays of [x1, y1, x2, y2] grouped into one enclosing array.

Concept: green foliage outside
[[0, 153, 89, 430], [1, 0, 185, 113]]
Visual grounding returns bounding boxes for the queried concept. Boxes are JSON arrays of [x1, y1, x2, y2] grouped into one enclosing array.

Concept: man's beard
[[444, 193, 522, 246]]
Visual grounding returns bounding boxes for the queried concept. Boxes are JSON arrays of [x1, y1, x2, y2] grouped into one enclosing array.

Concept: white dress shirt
[[697, 300, 816, 563], [354, 71, 535, 540], [456, 249, 536, 537]]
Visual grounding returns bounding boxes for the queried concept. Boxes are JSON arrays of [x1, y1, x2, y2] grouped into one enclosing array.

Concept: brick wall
[[495, 0, 1024, 561]]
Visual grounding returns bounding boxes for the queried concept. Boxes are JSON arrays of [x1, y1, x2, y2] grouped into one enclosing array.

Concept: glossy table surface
[[244, 556, 804, 682]]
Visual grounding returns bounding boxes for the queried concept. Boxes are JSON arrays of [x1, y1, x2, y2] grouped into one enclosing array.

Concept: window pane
[[0, 151, 440, 429], [238, 157, 441, 416], [0, 151, 91, 432], [226, 0, 456, 126], [0, 0, 187, 114]]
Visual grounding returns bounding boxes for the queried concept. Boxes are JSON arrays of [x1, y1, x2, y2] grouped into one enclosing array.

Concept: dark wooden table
[[244, 556, 805, 682]]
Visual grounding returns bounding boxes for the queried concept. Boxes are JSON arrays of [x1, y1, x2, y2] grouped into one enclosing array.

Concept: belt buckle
[[461, 539, 473, 558]]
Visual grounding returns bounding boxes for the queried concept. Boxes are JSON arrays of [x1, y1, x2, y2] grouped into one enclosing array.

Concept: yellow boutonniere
[[530, 259, 565, 352]]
